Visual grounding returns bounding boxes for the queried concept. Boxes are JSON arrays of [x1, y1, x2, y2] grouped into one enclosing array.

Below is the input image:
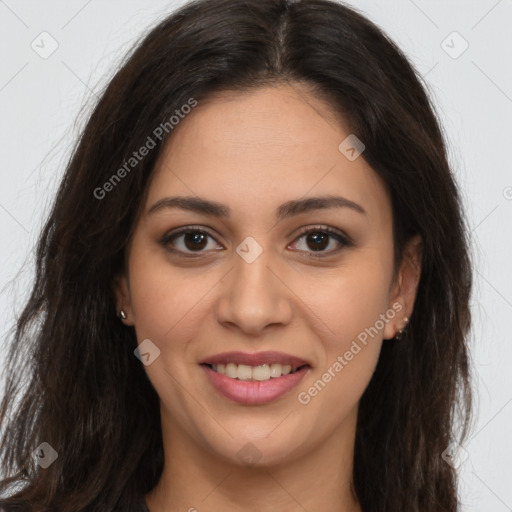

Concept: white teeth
[[237, 364, 253, 381], [270, 363, 288, 378], [253, 364, 271, 381], [211, 363, 296, 381], [225, 363, 237, 378]]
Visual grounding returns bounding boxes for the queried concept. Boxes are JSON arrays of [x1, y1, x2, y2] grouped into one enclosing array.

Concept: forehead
[[145, 84, 391, 225]]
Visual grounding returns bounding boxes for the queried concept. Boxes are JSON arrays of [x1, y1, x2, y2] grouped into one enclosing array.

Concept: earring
[[118, 310, 127, 320], [395, 316, 409, 340]]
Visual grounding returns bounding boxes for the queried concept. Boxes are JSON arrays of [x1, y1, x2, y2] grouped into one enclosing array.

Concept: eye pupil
[[307, 232, 329, 251], [184, 232, 208, 251]]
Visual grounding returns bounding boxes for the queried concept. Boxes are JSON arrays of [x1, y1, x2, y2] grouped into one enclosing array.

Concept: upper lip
[[199, 351, 311, 368]]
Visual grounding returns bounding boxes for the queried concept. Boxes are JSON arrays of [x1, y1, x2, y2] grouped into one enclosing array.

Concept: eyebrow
[[147, 194, 367, 220]]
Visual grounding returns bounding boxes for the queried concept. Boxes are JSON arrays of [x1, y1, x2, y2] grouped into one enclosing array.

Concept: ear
[[112, 273, 135, 326], [383, 234, 423, 340]]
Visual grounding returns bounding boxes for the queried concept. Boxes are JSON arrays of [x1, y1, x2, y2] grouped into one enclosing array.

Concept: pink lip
[[201, 364, 310, 405], [199, 350, 310, 368]]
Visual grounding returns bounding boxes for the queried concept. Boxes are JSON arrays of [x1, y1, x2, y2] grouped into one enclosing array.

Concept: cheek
[[301, 252, 392, 404], [309, 256, 393, 348], [127, 246, 206, 348]]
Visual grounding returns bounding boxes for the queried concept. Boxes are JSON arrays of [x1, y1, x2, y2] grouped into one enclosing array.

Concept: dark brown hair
[[0, 0, 473, 510]]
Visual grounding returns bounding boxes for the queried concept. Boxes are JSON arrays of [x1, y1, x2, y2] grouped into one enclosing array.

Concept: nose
[[215, 248, 293, 335]]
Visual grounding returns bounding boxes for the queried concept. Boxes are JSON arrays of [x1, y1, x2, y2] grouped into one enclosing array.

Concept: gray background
[[0, 1, 511, 509]]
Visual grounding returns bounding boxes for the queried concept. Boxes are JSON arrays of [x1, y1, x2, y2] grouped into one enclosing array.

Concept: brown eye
[[182, 232, 209, 251], [290, 226, 352, 257], [304, 232, 330, 251], [160, 227, 222, 256]]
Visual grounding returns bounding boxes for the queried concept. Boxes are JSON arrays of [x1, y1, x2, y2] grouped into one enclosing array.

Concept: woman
[[0, 0, 473, 510]]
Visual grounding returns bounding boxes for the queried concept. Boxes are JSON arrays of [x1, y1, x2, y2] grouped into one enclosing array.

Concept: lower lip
[[200, 364, 310, 405]]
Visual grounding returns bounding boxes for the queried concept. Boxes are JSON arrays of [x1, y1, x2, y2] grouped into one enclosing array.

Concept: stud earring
[[395, 316, 409, 340], [118, 310, 127, 320]]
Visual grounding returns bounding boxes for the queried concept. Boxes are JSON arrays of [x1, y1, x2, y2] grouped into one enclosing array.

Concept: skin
[[114, 82, 422, 512]]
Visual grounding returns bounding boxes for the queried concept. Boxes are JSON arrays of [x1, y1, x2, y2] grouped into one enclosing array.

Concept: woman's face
[[115, 83, 420, 467]]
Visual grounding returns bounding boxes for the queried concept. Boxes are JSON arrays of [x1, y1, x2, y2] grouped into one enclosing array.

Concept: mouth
[[199, 351, 312, 405], [201, 362, 309, 381]]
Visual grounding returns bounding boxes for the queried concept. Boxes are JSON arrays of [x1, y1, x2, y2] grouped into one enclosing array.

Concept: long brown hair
[[0, 1, 473, 510]]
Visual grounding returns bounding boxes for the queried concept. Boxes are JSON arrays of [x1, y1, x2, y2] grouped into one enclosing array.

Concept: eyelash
[[160, 224, 353, 259]]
